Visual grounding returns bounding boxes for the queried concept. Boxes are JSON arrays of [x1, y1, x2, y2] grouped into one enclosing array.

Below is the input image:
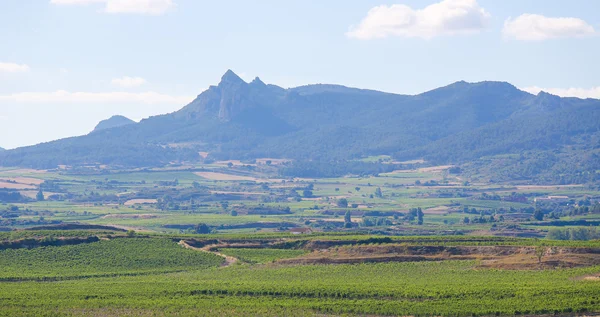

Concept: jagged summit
[[250, 77, 266, 87], [219, 69, 246, 86]]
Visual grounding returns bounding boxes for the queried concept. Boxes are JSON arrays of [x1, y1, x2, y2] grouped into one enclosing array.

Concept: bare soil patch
[[195, 171, 259, 181], [277, 244, 600, 269], [179, 240, 238, 267], [102, 214, 158, 219], [423, 206, 450, 214], [417, 165, 454, 173], [0, 177, 44, 185], [0, 181, 35, 189], [123, 199, 157, 206]]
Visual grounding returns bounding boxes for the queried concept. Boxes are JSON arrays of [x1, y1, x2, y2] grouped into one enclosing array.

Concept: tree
[[337, 198, 348, 208], [230, 210, 238, 216], [126, 230, 136, 237], [355, 187, 361, 192], [36, 189, 45, 201], [303, 190, 313, 198], [417, 207, 424, 225], [227, 162, 233, 168], [533, 209, 544, 221], [194, 223, 211, 234], [463, 217, 470, 224], [344, 211, 352, 228], [266, 160, 272, 166], [374, 187, 383, 198], [535, 246, 546, 264]]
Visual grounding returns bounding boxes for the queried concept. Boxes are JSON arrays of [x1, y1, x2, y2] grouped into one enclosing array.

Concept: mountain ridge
[[0, 70, 598, 183]]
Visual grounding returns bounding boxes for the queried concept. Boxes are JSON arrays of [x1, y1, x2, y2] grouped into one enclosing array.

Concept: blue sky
[[0, 0, 598, 149]]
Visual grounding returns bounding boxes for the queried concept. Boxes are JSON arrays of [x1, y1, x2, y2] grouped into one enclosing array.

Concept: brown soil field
[[0, 181, 35, 189], [195, 171, 259, 181], [123, 199, 158, 206], [195, 171, 284, 183], [102, 214, 158, 219], [277, 244, 600, 269], [3, 168, 48, 174], [0, 177, 44, 185], [423, 206, 450, 214], [417, 165, 454, 173]]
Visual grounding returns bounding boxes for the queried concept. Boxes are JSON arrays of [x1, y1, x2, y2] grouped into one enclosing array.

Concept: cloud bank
[[0, 62, 30, 73], [503, 14, 596, 41], [50, 0, 175, 15], [347, 0, 491, 40]]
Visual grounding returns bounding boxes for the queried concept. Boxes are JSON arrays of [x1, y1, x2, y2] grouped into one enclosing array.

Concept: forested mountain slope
[[0, 70, 598, 183]]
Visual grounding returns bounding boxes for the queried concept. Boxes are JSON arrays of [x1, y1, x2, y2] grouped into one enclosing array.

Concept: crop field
[[1, 233, 600, 316], [1, 162, 600, 316], [0, 237, 223, 280]]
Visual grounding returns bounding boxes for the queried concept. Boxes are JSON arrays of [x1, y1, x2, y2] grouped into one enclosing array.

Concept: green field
[[1, 234, 600, 316]]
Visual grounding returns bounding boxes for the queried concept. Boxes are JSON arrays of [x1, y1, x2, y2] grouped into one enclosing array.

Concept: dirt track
[[178, 240, 238, 267]]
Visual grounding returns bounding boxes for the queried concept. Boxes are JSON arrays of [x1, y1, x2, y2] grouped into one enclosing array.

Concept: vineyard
[[0, 233, 599, 316], [0, 237, 223, 280]]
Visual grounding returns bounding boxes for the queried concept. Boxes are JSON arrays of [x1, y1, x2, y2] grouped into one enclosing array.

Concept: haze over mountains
[[0, 70, 598, 182]]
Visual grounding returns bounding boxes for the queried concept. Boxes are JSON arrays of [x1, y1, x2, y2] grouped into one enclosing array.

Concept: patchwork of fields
[[1, 162, 599, 316]]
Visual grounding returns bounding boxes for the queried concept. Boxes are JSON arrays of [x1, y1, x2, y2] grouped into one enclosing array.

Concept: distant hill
[[0, 70, 598, 183], [93, 115, 135, 132]]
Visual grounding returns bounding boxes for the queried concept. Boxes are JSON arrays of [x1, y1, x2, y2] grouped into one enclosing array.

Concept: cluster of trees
[[0, 190, 28, 203], [546, 227, 600, 241], [361, 217, 393, 227], [406, 208, 424, 225]]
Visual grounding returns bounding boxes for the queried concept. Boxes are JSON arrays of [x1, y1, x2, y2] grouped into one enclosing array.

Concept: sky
[[0, 0, 599, 149]]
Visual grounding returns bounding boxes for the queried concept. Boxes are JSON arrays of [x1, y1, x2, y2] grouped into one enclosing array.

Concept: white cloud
[[50, 0, 104, 4], [104, 0, 174, 15], [0, 62, 30, 73], [0, 90, 192, 104], [521, 86, 600, 99], [503, 14, 596, 41], [346, 0, 491, 40], [111, 76, 147, 88], [50, 0, 175, 15]]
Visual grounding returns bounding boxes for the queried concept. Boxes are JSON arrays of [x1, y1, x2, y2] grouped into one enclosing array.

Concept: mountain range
[[0, 70, 598, 182]]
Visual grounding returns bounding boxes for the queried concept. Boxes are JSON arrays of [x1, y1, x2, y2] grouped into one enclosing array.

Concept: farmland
[[1, 233, 600, 316], [1, 162, 600, 316]]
